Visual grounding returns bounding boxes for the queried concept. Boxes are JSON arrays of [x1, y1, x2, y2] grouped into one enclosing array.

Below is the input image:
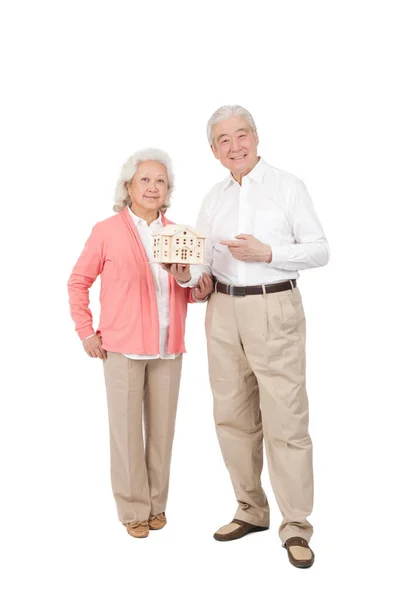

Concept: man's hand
[[161, 263, 191, 283], [83, 334, 107, 359], [193, 274, 214, 301], [219, 234, 272, 262]]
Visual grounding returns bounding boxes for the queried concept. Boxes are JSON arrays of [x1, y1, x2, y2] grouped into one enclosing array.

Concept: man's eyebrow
[[216, 128, 249, 142]]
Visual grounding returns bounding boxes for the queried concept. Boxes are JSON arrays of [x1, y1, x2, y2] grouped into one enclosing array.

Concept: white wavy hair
[[207, 105, 257, 146], [113, 148, 174, 213]]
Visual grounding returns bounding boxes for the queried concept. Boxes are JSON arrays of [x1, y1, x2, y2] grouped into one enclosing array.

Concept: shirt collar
[[128, 206, 163, 227], [222, 157, 268, 190]]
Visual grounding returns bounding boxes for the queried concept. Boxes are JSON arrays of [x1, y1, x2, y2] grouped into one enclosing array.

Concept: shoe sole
[[214, 526, 269, 542], [287, 555, 315, 568]]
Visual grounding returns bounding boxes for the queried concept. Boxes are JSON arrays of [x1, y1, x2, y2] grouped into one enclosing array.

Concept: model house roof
[[152, 225, 206, 238]]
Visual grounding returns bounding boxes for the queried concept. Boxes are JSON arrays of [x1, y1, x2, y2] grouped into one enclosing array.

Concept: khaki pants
[[206, 286, 313, 543], [103, 352, 182, 524]]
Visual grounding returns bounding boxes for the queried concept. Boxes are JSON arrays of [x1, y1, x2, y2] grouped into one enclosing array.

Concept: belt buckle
[[230, 285, 246, 297]]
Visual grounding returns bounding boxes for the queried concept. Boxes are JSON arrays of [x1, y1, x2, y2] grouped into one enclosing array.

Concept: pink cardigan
[[68, 208, 193, 354]]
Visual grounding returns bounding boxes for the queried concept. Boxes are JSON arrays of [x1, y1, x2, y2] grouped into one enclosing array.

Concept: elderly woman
[[68, 148, 213, 538]]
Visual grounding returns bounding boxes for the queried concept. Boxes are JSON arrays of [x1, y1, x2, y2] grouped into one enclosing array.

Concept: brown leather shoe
[[125, 520, 149, 538], [284, 537, 315, 568], [214, 519, 269, 542], [149, 513, 167, 530]]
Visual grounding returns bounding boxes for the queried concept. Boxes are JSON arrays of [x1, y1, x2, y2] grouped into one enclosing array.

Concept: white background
[[1, 0, 399, 598]]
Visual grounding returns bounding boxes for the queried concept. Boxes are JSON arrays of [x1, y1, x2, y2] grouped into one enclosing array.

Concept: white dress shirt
[[187, 158, 329, 286], [124, 208, 179, 360]]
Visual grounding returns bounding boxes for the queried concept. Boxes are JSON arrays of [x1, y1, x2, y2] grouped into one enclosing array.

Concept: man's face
[[211, 115, 259, 179]]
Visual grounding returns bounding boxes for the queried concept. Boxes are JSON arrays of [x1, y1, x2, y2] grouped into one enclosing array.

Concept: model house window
[[197, 241, 201, 247], [165, 239, 168, 245], [181, 249, 188, 260], [196, 252, 200, 258]]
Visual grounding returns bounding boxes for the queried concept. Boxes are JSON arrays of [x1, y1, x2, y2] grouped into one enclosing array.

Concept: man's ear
[[211, 144, 219, 159]]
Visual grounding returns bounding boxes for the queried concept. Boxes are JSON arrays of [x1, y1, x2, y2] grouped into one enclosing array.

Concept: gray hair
[[113, 148, 174, 213], [207, 105, 257, 146]]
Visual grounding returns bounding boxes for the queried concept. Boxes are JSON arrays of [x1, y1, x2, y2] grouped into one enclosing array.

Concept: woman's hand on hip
[[193, 273, 214, 301], [82, 334, 107, 359]]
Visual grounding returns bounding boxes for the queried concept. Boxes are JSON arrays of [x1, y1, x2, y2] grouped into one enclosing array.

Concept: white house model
[[152, 225, 206, 264]]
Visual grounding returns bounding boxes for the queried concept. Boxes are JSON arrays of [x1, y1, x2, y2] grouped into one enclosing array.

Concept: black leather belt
[[215, 279, 297, 296]]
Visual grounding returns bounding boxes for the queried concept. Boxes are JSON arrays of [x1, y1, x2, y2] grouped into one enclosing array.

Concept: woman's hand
[[83, 334, 107, 359], [161, 263, 191, 283], [193, 274, 214, 301]]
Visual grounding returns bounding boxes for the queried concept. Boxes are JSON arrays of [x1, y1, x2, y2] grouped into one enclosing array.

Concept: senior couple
[[68, 105, 329, 569]]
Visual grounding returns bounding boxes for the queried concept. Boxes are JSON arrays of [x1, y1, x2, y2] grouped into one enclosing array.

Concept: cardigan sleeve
[[67, 224, 105, 340], [186, 286, 196, 304]]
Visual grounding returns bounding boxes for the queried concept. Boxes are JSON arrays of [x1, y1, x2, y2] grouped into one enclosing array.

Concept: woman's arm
[[67, 223, 105, 340]]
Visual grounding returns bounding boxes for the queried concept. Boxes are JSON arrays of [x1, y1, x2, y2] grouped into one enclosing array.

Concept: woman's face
[[127, 160, 168, 215]]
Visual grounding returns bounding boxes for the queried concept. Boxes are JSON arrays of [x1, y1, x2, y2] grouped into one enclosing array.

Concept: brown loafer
[[125, 520, 149, 538], [214, 519, 269, 542], [284, 537, 315, 568], [149, 512, 167, 530]]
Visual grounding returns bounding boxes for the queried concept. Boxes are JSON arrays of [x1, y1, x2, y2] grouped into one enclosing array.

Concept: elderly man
[[169, 105, 329, 568]]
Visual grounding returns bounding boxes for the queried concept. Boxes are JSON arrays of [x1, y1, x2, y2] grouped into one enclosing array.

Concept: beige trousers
[[103, 352, 182, 524], [206, 286, 313, 543]]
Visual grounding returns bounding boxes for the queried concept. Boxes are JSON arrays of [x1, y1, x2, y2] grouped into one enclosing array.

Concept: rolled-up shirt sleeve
[[269, 180, 329, 270]]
